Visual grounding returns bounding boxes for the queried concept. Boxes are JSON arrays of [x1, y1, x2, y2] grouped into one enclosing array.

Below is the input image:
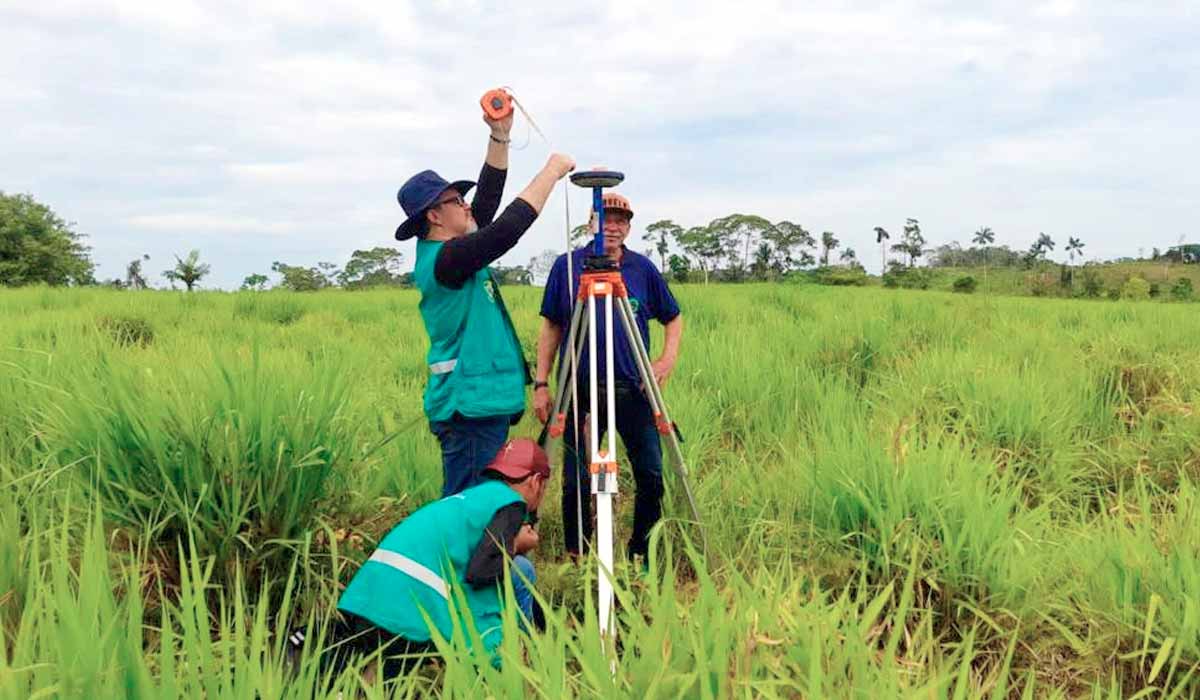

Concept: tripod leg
[[542, 300, 587, 444], [589, 290, 618, 645], [537, 300, 591, 557], [614, 296, 707, 555]]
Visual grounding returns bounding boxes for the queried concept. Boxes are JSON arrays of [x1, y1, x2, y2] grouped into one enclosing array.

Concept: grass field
[[2, 283, 1199, 698], [892, 261, 1200, 299]]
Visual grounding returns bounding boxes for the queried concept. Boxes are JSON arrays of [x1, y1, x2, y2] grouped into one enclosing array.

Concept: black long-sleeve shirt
[[434, 164, 538, 289], [464, 502, 529, 589]]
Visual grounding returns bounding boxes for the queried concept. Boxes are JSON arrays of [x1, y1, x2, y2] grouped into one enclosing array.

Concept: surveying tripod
[[537, 170, 705, 646]]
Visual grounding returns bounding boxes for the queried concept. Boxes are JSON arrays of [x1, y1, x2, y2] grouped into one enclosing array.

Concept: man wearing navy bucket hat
[[396, 105, 574, 497]]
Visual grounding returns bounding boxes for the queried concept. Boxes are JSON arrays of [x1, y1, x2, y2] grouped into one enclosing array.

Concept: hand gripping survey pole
[[539, 170, 706, 650]]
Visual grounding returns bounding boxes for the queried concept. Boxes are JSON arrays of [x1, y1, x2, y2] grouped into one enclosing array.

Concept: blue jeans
[[511, 555, 536, 628], [429, 414, 511, 498], [561, 381, 664, 560]]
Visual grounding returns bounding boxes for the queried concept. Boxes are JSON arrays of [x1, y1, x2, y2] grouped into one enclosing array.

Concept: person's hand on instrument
[[483, 110, 513, 139], [545, 153, 575, 180], [651, 356, 676, 387]]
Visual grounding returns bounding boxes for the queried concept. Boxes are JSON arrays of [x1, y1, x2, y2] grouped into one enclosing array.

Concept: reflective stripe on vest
[[368, 550, 449, 600], [429, 359, 458, 375]]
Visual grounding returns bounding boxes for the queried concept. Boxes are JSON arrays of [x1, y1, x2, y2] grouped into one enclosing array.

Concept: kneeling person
[[328, 439, 549, 676]]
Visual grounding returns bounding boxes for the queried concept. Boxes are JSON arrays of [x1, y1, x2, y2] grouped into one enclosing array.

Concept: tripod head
[[570, 169, 625, 271]]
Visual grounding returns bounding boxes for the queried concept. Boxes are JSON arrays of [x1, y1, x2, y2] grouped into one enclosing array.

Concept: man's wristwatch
[[490, 133, 511, 144], [533, 380, 549, 390]]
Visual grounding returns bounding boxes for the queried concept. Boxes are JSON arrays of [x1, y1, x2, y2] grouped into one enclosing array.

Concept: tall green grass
[[2, 284, 1199, 695]]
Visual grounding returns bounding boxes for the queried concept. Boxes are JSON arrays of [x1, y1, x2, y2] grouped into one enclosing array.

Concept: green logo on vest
[[629, 297, 641, 314]]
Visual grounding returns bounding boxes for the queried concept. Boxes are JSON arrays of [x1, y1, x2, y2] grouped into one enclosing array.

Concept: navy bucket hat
[[394, 169, 476, 241]]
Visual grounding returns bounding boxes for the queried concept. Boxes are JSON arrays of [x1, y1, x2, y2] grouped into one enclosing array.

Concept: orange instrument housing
[[480, 88, 513, 120]]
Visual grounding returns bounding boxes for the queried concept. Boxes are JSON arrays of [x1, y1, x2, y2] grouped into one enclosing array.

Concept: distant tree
[[271, 261, 328, 291], [751, 242, 773, 280], [1064, 238, 1085, 286], [667, 254, 691, 283], [765, 221, 816, 275], [1065, 237, 1084, 263], [875, 227, 890, 272], [839, 247, 857, 266], [0, 191, 95, 286], [972, 227, 995, 248], [708, 214, 773, 281], [1079, 266, 1104, 298], [1170, 277, 1194, 301], [645, 220, 683, 271], [1025, 233, 1056, 268], [890, 218, 925, 267], [337, 247, 404, 288], [1121, 277, 1151, 301], [241, 273, 269, 291], [316, 261, 340, 287], [528, 248, 559, 286], [972, 227, 995, 290], [1037, 233, 1056, 258], [125, 254, 150, 290], [161, 250, 210, 291], [820, 231, 840, 267], [676, 224, 722, 284], [493, 265, 532, 285]]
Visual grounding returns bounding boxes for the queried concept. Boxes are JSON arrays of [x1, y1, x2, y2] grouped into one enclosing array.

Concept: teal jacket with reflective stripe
[[336, 480, 525, 652], [413, 239, 527, 422]]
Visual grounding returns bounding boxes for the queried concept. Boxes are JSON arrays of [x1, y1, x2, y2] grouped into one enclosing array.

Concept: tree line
[[3, 190, 1197, 291]]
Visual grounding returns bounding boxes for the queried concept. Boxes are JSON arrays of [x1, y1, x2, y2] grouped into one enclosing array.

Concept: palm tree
[[1036, 233, 1056, 259], [1065, 237, 1084, 264], [820, 231, 839, 267], [162, 250, 211, 292], [972, 227, 995, 248], [646, 220, 683, 271], [839, 247, 858, 267], [875, 227, 890, 273], [125, 254, 150, 290], [972, 227, 995, 291]]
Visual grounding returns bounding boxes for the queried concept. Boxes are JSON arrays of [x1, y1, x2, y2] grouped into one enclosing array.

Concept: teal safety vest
[[412, 239, 528, 423], [337, 480, 526, 652]]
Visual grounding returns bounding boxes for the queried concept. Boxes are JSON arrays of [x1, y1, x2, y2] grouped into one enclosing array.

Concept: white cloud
[[0, 0, 1197, 285], [125, 213, 295, 235]]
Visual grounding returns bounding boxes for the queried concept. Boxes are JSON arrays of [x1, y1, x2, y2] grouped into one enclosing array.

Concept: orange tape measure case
[[480, 88, 513, 120]]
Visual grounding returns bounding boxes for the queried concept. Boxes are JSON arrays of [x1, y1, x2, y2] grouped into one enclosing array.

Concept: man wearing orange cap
[[533, 193, 684, 564], [315, 438, 551, 676]]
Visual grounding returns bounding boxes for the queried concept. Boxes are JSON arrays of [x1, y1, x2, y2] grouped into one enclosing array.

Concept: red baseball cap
[[484, 438, 551, 480]]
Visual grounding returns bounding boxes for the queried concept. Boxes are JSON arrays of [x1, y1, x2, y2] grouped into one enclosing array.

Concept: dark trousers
[[429, 414, 510, 497], [310, 612, 433, 681], [561, 381, 664, 560]]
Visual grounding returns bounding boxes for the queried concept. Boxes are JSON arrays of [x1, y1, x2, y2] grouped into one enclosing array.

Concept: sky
[[2, 0, 1197, 288]]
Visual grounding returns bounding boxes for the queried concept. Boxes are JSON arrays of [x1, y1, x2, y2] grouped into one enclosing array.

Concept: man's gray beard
[[465, 221, 479, 234]]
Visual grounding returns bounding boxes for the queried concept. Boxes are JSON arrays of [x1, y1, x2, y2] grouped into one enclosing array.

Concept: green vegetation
[[2, 284, 1200, 696]]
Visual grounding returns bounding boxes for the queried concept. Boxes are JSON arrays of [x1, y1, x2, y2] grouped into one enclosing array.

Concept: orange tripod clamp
[[577, 271, 627, 300], [480, 88, 513, 120]]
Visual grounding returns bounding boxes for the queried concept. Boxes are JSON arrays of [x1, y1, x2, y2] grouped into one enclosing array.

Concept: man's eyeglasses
[[431, 193, 467, 209]]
